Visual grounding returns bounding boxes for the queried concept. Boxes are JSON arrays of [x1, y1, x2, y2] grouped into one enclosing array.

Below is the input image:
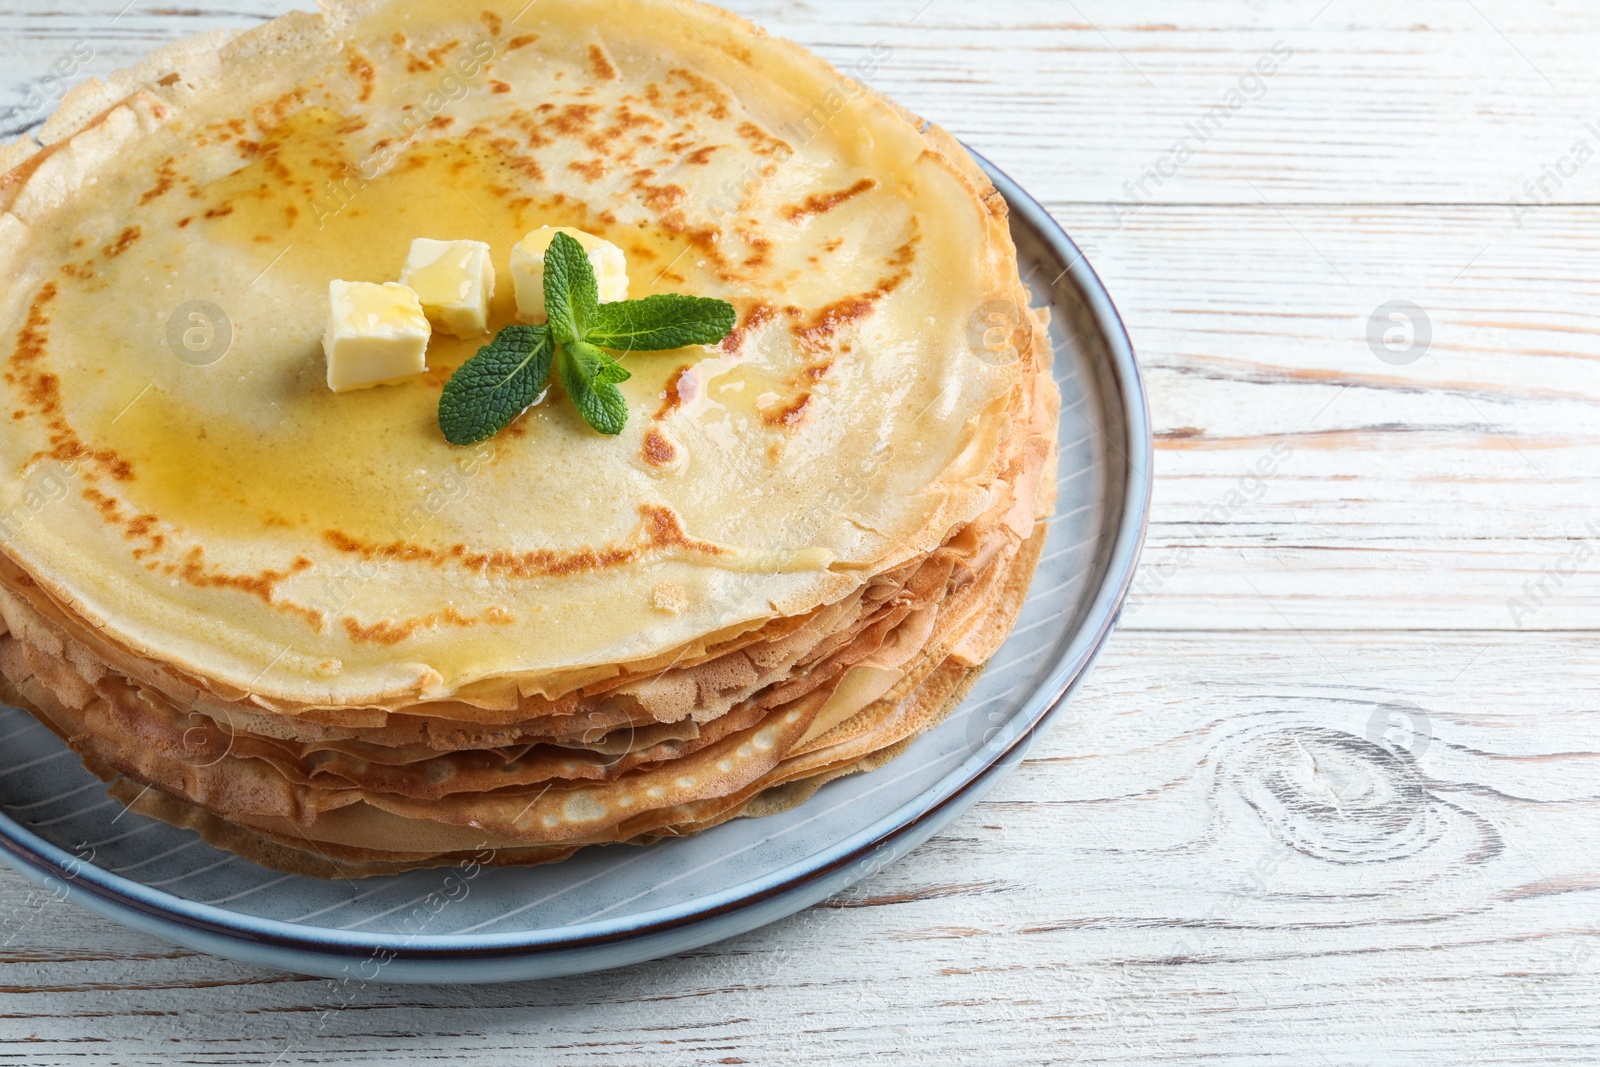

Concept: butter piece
[[399, 238, 495, 338], [511, 226, 628, 323], [323, 280, 430, 393]]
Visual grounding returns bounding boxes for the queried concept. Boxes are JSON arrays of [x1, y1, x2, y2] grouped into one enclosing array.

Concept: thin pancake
[[0, 0, 1028, 710]]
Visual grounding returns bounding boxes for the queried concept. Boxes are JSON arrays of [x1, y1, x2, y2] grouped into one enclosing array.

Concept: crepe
[[0, 0, 1060, 875]]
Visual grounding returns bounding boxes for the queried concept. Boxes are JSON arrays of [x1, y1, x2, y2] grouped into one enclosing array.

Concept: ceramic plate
[[0, 150, 1150, 983]]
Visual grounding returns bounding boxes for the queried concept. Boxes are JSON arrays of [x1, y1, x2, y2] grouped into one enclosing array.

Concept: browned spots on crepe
[[347, 53, 376, 102], [784, 178, 877, 223], [641, 429, 678, 466], [342, 606, 513, 646], [790, 245, 917, 352], [102, 226, 142, 258], [614, 104, 664, 132], [322, 505, 726, 578], [480, 10, 503, 36], [402, 40, 463, 74], [720, 303, 777, 356], [7, 284, 133, 484], [252, 89, 307, 134], [639, 504, 726, 556], [800, 295, 877, 344], [655, 365, 694, 418], [491, 79, 512, 94], [628, 169, 687, 219], [543, 103, 601, 137], [81, 487, 325, 628], [792, 288, 893, 354], [763, 393, 812, 428], [507, 34, 539, 50], [740, 229, 772, 270], [171, 546, 318, 619], [427, 41, 462, 68], [124, 512, 168, 559], [737, 120, 790, 159], [139, 159, 177, 206], [588, 44, 618, 81], [8, 285, 60, 409], [660, 68, 731, 121], [886, 237, 918, 268]]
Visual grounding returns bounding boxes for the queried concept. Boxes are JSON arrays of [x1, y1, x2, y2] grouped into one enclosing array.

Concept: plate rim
[[0, 148, 1152, 971]]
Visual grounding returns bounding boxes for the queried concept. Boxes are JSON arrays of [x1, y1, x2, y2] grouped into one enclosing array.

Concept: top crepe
[[0, 0, 1027, 714]]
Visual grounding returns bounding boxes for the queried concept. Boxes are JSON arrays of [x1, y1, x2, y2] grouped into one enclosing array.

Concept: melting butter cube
[[511, 226, 628, 323], [399, 238, 495, 338], [323, 280, 430, 393]]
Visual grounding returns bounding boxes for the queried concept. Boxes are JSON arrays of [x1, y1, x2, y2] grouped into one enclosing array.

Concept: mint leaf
[[586, 294, 737, 352], [567, 339, 631, 386], [560, 341, 629, 435], [437, 325, 555, 445], [544, 231, 599, 346]]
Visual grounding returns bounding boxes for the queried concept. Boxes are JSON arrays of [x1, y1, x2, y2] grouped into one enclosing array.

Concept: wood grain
[[5, 1, 1600, 1064], [1068, 202, 1600, 631]]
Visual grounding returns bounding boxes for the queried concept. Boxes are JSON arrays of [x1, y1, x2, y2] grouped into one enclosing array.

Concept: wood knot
[[1223, 727, 1493, 868]]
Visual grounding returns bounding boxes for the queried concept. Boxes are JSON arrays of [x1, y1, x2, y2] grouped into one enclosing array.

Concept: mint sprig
[[438, 231, 736, 442]]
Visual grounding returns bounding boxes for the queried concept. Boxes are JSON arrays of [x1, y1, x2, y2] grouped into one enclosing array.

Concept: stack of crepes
[[0, 0, 1059, 876]]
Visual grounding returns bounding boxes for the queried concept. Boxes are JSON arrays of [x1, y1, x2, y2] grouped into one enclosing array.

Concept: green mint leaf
[[567, 339, 631, 386], [585, 294, 738, 352], [560, 341, 630, 436], [437, 324, 556, 445], [543, 231, 600, 346]]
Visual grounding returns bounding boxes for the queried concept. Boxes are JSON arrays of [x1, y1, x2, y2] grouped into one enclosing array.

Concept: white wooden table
[[5, 1, 1600, 1062]]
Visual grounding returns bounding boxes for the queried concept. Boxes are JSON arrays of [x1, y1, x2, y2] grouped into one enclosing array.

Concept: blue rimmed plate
[[0, 150, 1149, 983]]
